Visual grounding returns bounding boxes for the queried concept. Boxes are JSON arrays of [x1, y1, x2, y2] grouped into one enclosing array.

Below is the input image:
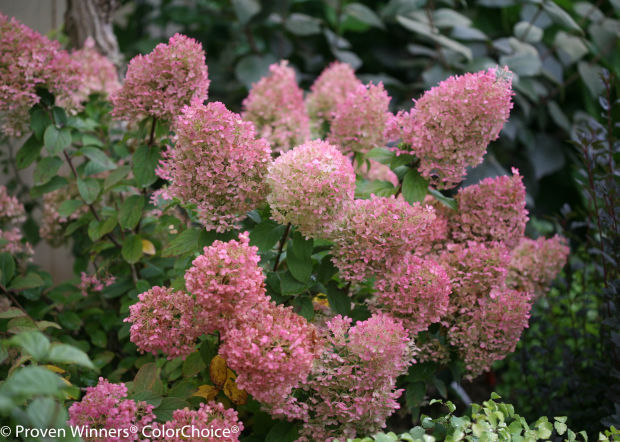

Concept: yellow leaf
[[209, 355, 228, 388], [44, 364, 66, 374], [193, 384, 219, 401], [313, 293, 329, 307], [223, 377, 248, 405], [141, 239, 156, 255]]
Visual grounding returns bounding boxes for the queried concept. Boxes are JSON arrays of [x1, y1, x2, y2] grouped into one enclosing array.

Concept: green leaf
[[182, 352, 206, 378], [122, 234, 143, 264], [280, 271, 308, 295], [542, 1, 582, 34], [43, 125, 71, 155], [162, 228, 211, 257], [58, 311, 82, 330], [514, 21, 543, 43], [365, 147, 395, 165], [119, 195, 145, 230], [9, 331, 50, 360], [104, 165, 131, 190], [16, 135, 44, 169], [356, 179, 396, 198], [402, 168, 428, 204], [154, 397, 189, 422], [578, 61, 605, 97], [554, 420, 568, 435], [34, 156, 63, 185], [0, 253, 16, 286], [81, 146, 116, 171], [396, 15, 472, 61], [250, 221, 286, 252], [47, 344, 95, 369], [287, 232, 313, 283], [30, 108, 51, 140], [8, 272, 44, 290], [51, 106, 68, 127], [77, 177, 100, 204], [266, 421, 299, 442], [326, 281, 351, 316], [57, 200, 82, 218], [235, 54, 278, 89], [344, 3, 385, 29], [285, 13, 322, 36], [406, 382, 426, 410], [433, 378, 448, 398], [27, 397, 62, 429], [132, 145, 160, 188], [0, 308, 25, 319], [232, 0, 261, 25], [30, 176, 67, 198], [428, 188, 457, 210], [133, 362, 164, 395], [2, 366, 65, 398]]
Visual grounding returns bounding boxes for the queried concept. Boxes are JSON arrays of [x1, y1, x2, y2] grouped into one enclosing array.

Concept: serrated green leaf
[[119, 195, 145, 230], [30, 108, 51, 140], [33, 156, 63, 185], [428, 188, 457, 210], [0, 253, 16, 286], [402, 168, 428, 204], [8, 272, 44, 290], [57, 200, 82, 218], [9, 331, 50, 361], [43, 125, 71, 155], [326, 281, 351, 316], [104, 165, 131, 190], [81, 146, 116, 171], [2, 366, 65, 398], [16, 135, 44, 169], [132, 145, 160, 188], [287, 231, 313, 283], [345, 3, 385, 29], [250, 221, 287, 252], [30, 176, 68, 198], [77, 177, 100, 204], [47, 344, 95, 370], [122, 234, 143, 264]]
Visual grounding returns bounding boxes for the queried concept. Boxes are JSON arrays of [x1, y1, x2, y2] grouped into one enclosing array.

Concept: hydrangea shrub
[[0, 15, 570, 441]]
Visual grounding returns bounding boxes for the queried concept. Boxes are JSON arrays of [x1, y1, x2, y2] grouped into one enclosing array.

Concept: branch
[[273, 224, 292, 272]]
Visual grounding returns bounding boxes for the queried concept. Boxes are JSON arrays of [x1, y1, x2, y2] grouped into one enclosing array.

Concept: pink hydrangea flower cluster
[[373, 253, 451, 335], [440, 241, 511, 316], [331, 196, 436, 283], [447, 287, 532, 380], [266, 140, 356, 238], [71, 37, 120, 100], [414, 337, 452, 365], [79, 271, 116, 296], [0, 228, 34, 258], [242, 60, 310, 153], [220, 301, 320, 406], [157, 100, 271, 232], [305, 61, 362, 137], [68, 377, 156, 441], [111, 33, 210, 123], [184, 232, 268, 334], [158, 401, 243, 442], [327, 82, 392, 155], [508, 235, 570, 297], [452, 169, 528, 248], [272, 314, 412, 441], [389, 68, 514, 189], [124, 286, 199, 359], [0, 185, 26, 225], [0, 14, 82, 136]]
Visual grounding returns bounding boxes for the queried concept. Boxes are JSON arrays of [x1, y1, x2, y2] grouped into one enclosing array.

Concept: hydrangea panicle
[[124, 286, 199, 359], [448, 286, 532, 380], [111, 33, 209, 122], [373, 253, 451, 335], [71, 37, 121, 99], [79, 272, 116, 297], [0, 14, 82, 136], [0, 185, 26, 224], [331, 196, 436, 282], [389, 68, 514, 189], [157, 100, 271, 232], [158, 401, 243, 442], [242, 60, 310, 153], [68, 377, 156, 441], [507, 235, 569, 297], [327, 82, 392, 155], [266, 140, 356, 238], [452, 168, 528, 247], [306, 61, 362, 137], [219, 301, 320, 406], [184, 232, 269, 334]]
